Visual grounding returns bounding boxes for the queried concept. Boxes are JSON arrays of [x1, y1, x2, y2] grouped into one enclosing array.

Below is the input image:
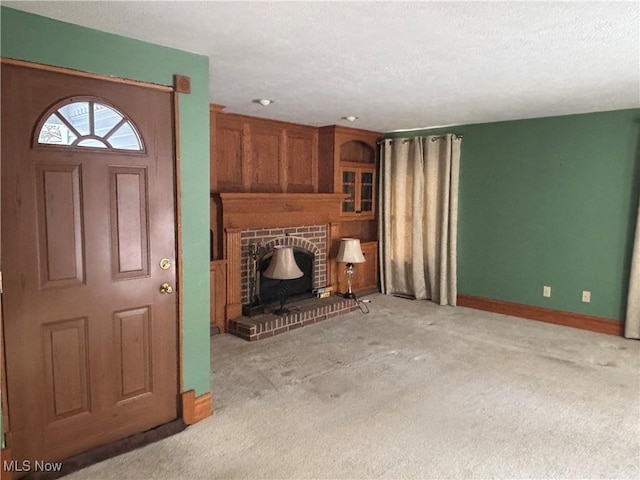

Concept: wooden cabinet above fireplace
[[211, 110, 318, 194]]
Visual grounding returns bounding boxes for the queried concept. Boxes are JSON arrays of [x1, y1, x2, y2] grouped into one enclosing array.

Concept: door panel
[[1, 64, 178, 466], [36, 163, 85, 288], [42, 317, 91, 421], [109, 167, 150, 279], [114, 307, 152, 401]]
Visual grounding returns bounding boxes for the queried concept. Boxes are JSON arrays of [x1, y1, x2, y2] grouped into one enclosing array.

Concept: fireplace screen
[[259, 248, 314, 304]]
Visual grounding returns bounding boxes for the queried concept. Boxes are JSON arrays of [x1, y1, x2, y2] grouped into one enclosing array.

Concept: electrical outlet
[[582, 290, 591, 303], [543, 286, 551, 298]]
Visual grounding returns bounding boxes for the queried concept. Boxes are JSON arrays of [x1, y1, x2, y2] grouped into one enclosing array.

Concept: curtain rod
[[378, 134, 463, 144]]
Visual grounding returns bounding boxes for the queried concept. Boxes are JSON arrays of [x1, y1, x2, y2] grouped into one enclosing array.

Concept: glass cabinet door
[[340, 167, 375, 217], [360, 171, 373, 213], [342, 170, 356, 213]]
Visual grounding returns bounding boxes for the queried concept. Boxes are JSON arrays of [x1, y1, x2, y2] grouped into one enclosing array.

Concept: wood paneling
[[210, 260, 227, 332], [36, 164, 85, 288], [210, 195, 223, 260], [457, 295, 624, 336], [359, 241, 379, 292], [211, 112, 319, 194], [114, 307, 152, 401], [109, 167, 150, 279], [181, 390, 213, 425], [216, 115, 244, 191], [209, 104, 225, 191], [340, 140, 376, 163], [339, 219, 378, 242], [248, 125, 282, 192], [317, 128, 337, 193], [286, 131, 318, 193], [218, 193, 344, 230]]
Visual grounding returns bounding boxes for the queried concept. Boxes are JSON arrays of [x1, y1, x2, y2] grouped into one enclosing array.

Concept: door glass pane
[[343, 200, 356, 212], [361, 172, 373, 212], [77, 139, 108, 148], [58, 102, 91, 136], [361, 184, 373, 202], [38, 114, 78, 145], [342, 170, 356, 212], [107, 122, 142, 150], [343, 171, 356, 183], [94, 103, 123, 137]]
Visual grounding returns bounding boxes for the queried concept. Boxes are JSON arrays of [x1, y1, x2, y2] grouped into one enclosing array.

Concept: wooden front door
[[1, 64, 179, 465]]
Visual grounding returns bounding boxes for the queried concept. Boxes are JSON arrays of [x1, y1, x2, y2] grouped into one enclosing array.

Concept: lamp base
[[342, 292, 356, 299]]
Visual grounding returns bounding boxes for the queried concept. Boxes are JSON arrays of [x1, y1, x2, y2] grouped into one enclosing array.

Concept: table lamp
[[335, 238, 365, 299]]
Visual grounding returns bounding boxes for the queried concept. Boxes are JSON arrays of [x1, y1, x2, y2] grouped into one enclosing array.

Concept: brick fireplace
[[216, 192, 359, 340], [240, 224, 328, 304]]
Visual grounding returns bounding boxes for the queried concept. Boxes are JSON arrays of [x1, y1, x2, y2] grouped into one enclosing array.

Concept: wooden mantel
[[217, 193, 345, 230]]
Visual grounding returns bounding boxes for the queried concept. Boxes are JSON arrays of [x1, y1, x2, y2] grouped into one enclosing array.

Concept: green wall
[[387, 109, 640, 321], [1, 8, 211, 395]]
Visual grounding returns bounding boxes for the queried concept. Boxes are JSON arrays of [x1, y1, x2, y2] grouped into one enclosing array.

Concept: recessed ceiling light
[[253, 99, 274, 106], [341, 115, 358, 122]]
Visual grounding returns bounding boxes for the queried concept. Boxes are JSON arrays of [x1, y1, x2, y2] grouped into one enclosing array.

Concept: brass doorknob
[[160, 283, 174, 295]]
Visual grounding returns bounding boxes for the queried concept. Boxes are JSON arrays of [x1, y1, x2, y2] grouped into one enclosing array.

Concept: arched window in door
[[34, 97, 144, 152]]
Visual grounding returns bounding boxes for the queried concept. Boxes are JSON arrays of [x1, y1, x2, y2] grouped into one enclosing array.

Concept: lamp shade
[[263, 246, 304, 280], [335, 238, 365, 264]]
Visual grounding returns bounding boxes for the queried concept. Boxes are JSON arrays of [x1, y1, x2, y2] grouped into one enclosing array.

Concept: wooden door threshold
[[22, 419, 186, 480]]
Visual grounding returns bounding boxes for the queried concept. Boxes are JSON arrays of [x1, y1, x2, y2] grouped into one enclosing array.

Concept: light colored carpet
[[68, 293, 640, 479]]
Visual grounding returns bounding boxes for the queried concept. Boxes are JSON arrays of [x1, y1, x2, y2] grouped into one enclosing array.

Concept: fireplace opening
[[259, 248, 314, 305]]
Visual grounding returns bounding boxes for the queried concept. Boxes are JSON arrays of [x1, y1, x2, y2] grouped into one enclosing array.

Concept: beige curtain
[[625, 203, 640, 338], [379, 135, 461, 306]]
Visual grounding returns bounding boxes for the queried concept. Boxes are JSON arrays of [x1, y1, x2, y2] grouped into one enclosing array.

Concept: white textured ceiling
[[4, 1, 640, 132]]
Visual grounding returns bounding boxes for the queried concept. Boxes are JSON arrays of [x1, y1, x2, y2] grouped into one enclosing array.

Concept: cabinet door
[[342, 169, 357, 213], [248, 125, 283, 192], [360, 170, 374, 214], [359, 241, 378, 291], [210, 260, 227, 332], [216, 117, 245, 191], [340, 165, 376, 219], [286, 130, 318, 193]]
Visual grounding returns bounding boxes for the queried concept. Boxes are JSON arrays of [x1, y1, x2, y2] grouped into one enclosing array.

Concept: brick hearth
[[228, 296, 359, 341]]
